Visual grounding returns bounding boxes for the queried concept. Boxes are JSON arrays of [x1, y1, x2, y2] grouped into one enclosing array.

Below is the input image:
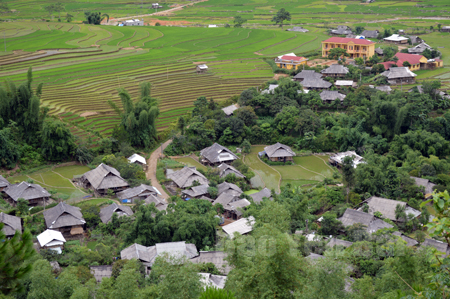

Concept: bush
[[30, 206, 44, 214], [261, 157, 293, 166], [155, 22, 161, 26]]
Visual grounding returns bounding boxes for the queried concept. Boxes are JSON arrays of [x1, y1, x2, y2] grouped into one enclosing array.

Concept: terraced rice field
[[0, 22, 324, 141]]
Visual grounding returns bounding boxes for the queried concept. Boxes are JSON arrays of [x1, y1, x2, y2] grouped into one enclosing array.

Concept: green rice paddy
[[173, 157, 207, 171]]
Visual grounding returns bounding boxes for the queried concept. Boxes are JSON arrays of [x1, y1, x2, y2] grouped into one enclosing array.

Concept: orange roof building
[[322, 37, 375, 59], [380, 52, 443, 71], [274, 55, 308, 70]]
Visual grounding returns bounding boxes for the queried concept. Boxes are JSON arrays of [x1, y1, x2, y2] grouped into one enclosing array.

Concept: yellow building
[[275, 55, 308, 70], [381, 53, 443, 71], [322, 37, 375, 59]]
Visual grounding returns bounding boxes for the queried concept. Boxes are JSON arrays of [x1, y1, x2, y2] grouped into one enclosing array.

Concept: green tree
[[271, 8, 291, 30], [342, 156, 355, 202], [65, 13, 73, 22], [319, 212, 343, 235], [84, 12, 109, 25], [41, 120, 76, 161], [200, 287, 235, 299], [27, 260, 58, 299], [233, 16, 246, 28], [402, 61, 411, 67], [355, 26, 365, 34], [16, 198, 29, 216], [0, 127, 20, 169], [112, 259, 144, 299], [240, 139, 251, 154], [328, 47, 349, 60], [43, 4, 55, 18], [109, 82, 159, 148], [0, 225, 35, 295], [178, 116, 186, 135], [437, 24, 442, 31]]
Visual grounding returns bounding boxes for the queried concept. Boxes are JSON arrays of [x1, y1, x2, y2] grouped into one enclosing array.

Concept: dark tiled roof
[[301, 78, 332, 89], [200, 143, 238, 164], [43, 202, 86, 229], [321, 64, 349, 75], [4, 182, 50, 202], [81, 163, 129, 190], [167, 167, 209, 188], [218, 164, 245, 179], [116, 184, 158, 200], [249, 188, 272, 203], [0, 212, 21, 236], [99, 203, 133, 224], [264, 142, 295, 158], [0, 175, 10, 188]]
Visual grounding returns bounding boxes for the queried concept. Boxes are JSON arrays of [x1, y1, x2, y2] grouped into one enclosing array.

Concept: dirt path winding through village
[[146, 140, 172, 200]]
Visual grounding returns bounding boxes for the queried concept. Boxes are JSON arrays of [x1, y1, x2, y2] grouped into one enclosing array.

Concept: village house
[[43, 202, 86, 239], [167, 167, 209, 188], [224, 198, 251, 220], [442, 26, 450, 32], [274, 55, 308, 70], [249, 188, 272, 204], [374, 85, 392, 94], [361, 30, 379, 39], [381, 67, 417, 85], [90, 266, 113, 283], [221, 104, 239, 116], [392, 231, 419, 247], [383, 34, 408, 44], [99, 203, 134, 224], [321, 64, 349, 78], [320, 90, 346, 104], [116, 184, 160, 203], [213, 182, 243, 207], [263, 142, 296, 162], [293, 70, 322, 82], [2, 181, 51, 206], [335, 80, 357, 88], [409, 85, 450, 100], [261, 84, 279, 94], [408, 42, 432, 55], [145, 194, 168, 211], [199, 273, 227, 289], [121, 241, 199, 274], [410, 176, 436, 198], [359, 196, 421, 222], [338, 208, 393, 234], [406, 35, 423, 45], [374, 47, 384, 56], [381, 52, 433, 71], [37, 229, 66, 254], [330, 25, 352, 36], [152, 3, 163, 9], [196, 64, 208, 73], [0, 212, 21, 238], [80, 163, 129, 196], [329, 151, 365, 168], [0, 175, 9, 191], [127, 153, 147, 168], [200, 143, 238, 166], [287, 26, 309, 32], [301, 77, 332, 90], [191, 251, 231, 275], [181, 184, 209, 199], [327, 238, 353, 248], [218, 163, 245, 179], [222, 216, 255, 239], [421, 239, 450, 257], [123, 19, 144, 26], [322, 37, 375, 59]]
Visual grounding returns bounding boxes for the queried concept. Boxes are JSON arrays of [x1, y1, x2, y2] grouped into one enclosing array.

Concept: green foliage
[[271, 8, 291, 29], [0, 225, 35, 295], [328, 47, 349, 60], [200, 287, 235, 299], [81, 205, 100, 229], [40, 120, 76, 161], [233, 16, 246, 28], [84, 12, 109, 25]]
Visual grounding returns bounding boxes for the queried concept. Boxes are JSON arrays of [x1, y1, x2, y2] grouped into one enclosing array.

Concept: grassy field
[[244, 146, 281, 192], [173, 157, 207, 171], [6, 165, 90, 200]]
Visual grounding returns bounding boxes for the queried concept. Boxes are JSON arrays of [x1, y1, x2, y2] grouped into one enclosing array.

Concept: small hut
[[197, 64, 208, 74], [43, 202, 86, 239]]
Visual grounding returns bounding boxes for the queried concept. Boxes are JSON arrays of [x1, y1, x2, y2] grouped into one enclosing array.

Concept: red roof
[[322, 37, 374, 45], [381, 53, 425, 70], [281, 55, 306, 61]]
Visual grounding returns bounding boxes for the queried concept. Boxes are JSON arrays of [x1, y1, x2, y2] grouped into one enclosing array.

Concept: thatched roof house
[[261, 84, 279, 95], [99, 203, 133, 224], [222, 104, 239, 116], [375, 86, 392, 94], [293, 70, 322, 82], [191, 251, 232, 275], [121, 241, 199, 273], [360, 196, 421, 222], [200, 143, 238, 166], [331, 25, 352, 35], [392, 231, 418, 247], [338, 208, 393, 234], [408, 42, 432, 55], [306, 253, 325, 260], [43, 202, 86, 238], [320, 90, 346, 103], [218, 163, 245, 179], [327, 238, 353, 248], [0, 212, 22, 237], [264, 142, 295, 162], [80, 163, 129, 196], [329, 151, 365, 168], [3, 181, 51, 206], [199, 273, 227, 289], [301, 77, 332, 90], [127, 153, 146, 165], [375, 47, 384, 56], [37, 229, 66, 253], [224, 198, 251, 220], [116, 184, 160, 203], [222, 216, 255, 239], [321, 64, 349, 77], [0, 175, 10, 191], [335, 80, 357, 88], [249, 188, 272, 204], [421, 239, 449, 256], [287, 26, 309, 33], [213, 182, 243, 206], [361, 30, 379, 39], [167, 167, 209, 189], [381, 67, 417, 85], [145, 194, 168, 211], [90, 265, 113, 283], [182, 184, 209, 199], [410, 176, 436, 196]]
